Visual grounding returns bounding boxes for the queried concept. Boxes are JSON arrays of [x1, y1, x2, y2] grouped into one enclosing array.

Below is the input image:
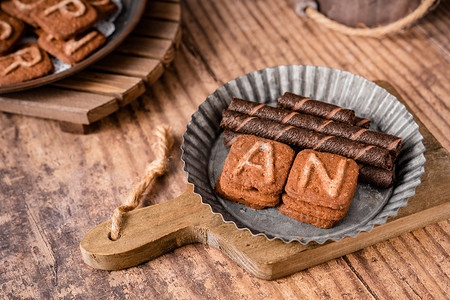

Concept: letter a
[[233, 141, 274, 184]]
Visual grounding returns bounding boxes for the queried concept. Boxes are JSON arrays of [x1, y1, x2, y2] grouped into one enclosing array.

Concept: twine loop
[[294, 0, 439, 38], [110, 125, 173, 241]]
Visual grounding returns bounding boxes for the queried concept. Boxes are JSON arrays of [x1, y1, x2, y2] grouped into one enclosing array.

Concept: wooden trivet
[[80, 81, 450, 280], [0, 0, 181, 134]]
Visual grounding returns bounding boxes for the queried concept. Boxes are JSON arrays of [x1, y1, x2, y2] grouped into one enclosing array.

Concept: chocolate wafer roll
[[229, 98, 402, 158], [221, 110, 393, 170], [355, 116, 371, 129], [358, 164, 395, 189], [277, 92, 356, 125], [223, 130, 395, 188]]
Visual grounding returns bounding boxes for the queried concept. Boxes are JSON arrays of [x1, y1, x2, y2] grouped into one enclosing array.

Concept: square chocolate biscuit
[[0, 11, 25, 54], [0, 43, 53, 85], [285, 149, 359, 210], [1, 0, 44, 27], [32, 0, 98, 40], [220, 135, 295, 195], [86, 0, 118, 19], [38, 30, 106, 65]]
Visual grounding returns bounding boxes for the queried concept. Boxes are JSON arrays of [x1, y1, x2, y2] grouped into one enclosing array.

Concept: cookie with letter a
[[215, 135, 295, 209], [0, 43, 53, 85], [279, 149, 359, 228]]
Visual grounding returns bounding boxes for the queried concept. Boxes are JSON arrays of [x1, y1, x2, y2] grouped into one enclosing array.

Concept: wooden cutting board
[[0, 0, 181, 134], [80, 81, 450, 280]]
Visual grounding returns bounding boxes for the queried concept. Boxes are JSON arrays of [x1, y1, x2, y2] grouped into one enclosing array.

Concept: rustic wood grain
[[52, 72, 146, 105], [0, 0, 449, 298], [91, 54, 165, 84], [0, 0, 181, 132], [80, 81, 449, 279]]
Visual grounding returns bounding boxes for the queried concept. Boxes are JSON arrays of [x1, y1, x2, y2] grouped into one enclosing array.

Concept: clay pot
[[315, 0, 422, 27]]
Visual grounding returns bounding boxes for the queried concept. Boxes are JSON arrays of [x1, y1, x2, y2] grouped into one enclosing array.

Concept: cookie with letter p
[[31, 0, 98, 40], [0, 43, 53, 85]]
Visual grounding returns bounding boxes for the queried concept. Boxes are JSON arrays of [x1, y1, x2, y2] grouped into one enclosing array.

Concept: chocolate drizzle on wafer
[[228, 98, 402, 158], [277, 92, 356, 125], [221, 110, 393, 170]]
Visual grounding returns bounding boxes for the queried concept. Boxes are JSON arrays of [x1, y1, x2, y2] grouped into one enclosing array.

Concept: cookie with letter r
[[0, 11, 25, 55], [32, 0, 98, 40], [0, 43, 53, 85], [215, 135, 295, 209], [86, 0, 118, 19], [38, 29, 106, 65], [1, 0, 45, 27]]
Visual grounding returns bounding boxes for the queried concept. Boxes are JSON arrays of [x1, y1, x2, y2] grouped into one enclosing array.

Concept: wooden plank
[[59, 122, 93, 134], [145, 1, 181, 21], [116, 36, 172, 60], [91, 54, 164, 82], [81, 145, 450, 277], [52, 71, 146, 106], [134, 18, 180, 40], [0, 87, 118, 124], [81, 81, 450, 279]]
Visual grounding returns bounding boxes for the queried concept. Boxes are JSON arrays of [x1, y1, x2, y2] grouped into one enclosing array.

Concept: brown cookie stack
[[0, 0, 118, 85], [215, 135, 295, 209], [278, 149, 359, 228]]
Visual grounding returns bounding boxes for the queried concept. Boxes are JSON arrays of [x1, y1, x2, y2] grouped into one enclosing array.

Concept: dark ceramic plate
[[0, 0, 146, 94], [182, 65, 426, 244]]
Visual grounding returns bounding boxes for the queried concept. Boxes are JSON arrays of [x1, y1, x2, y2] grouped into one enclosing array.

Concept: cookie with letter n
[[279, 149, 359, 228], [215, 135, 295, 209]]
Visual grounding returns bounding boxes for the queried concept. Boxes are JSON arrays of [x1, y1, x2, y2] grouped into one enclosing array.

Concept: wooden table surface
[[1, 0, 449, 299]]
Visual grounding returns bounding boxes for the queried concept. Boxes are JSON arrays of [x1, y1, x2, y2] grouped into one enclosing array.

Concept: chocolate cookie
[[215, 135, 295, 209], [32, 0, 98, 40], [285, 150, 359, 210], [0, 11, 25, 54], [1, 0, 44, 27], [38, 29, 106, 65], [220, 135, 295, 195], [0, 43, 53, 85], [86, 0, 118, 19]]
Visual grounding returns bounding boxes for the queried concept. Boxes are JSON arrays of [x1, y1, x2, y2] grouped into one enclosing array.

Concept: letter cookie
[[0, 43, 53, 85], [215, 135, 295, 209], [38, 30, 106, 65], [32, 0, 98, 40], [279, 149, 359, 228], [1, 0, 44, 27], [86, 0, 118, 19], [0, 11, 25, 54]]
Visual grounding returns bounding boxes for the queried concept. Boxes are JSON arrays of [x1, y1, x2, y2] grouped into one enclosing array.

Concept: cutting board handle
[[80, 185, 224, 270]]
